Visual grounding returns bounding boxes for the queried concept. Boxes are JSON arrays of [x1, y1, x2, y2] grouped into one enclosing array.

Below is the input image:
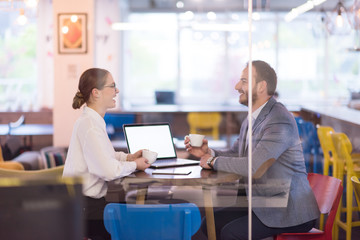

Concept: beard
[[240, 90, 258, 106]]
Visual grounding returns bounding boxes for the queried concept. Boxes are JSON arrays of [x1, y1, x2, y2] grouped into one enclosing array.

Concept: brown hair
[[72, 68, 110, 109], [248, 60, 277, 96]]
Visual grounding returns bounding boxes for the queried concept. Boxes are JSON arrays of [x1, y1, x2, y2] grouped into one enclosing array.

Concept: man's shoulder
[[265, 101, 295, 123]]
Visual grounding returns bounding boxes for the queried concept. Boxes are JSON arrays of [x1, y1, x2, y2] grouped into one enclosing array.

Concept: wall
[[53, 0, 95, 147], [94, 0, 124, 110]]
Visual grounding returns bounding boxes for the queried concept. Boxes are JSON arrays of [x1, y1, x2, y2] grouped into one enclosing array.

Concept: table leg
[[203, 187, 216, 240], [136, 188, 148, 204]]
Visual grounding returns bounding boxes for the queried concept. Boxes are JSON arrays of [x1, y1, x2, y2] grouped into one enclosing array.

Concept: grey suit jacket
[[213, 97, 320, 228]]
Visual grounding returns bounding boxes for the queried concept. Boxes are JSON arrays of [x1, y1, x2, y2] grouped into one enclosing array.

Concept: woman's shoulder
[[75, 114, 98, 133]]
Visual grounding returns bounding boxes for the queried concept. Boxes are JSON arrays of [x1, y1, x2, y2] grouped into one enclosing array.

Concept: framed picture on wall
[[58, 13, 87, 54]]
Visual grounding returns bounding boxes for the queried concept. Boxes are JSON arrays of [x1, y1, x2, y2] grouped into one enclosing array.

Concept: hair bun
[[76, 91, 84, 99]]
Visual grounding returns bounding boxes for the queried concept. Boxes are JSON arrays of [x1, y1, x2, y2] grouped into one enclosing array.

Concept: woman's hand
[[184, 136, 210, 158], [127, 150, 143, 161], [134, 157, 150, 171]]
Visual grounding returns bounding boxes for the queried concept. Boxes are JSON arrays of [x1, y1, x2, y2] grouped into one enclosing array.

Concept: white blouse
[[63, 106, 137, 198]]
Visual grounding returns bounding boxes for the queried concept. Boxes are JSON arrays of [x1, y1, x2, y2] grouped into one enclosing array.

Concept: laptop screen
[[123, 123, 177, 159]]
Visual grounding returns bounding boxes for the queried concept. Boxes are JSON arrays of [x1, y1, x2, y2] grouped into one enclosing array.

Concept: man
[[185, 60, 320, 240]]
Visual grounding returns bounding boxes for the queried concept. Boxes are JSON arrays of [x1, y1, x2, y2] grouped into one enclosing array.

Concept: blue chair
[[103, 203, 201, 240], [104, 113, 136, 140], [295, 117, 322, 173]]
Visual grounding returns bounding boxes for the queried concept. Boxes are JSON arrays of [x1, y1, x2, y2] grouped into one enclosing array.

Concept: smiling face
[[100, 73, 119, 109], [235, 66, 259, 107]]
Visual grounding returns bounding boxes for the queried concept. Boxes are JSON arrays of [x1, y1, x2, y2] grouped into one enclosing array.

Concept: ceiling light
[[326, 0, 351, 35], [111, 22, 178, 31], [176, 1, 184, 8], [207, 11, 216, 20], [252, 12, 261, 21], [191, 22, 254, 32], [285, 0, 327, 22], [24, 0, 38, 8], [181, 11, 194, 20]]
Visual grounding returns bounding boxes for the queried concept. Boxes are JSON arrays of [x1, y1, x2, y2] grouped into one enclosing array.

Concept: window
[[0, 1, 53, 112], [121, 11, 359, 108], [0, 3, 38, 111], [123, 13, 178, 105]]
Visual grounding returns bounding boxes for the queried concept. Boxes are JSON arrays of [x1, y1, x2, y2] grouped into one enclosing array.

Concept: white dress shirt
[[63, 106, 136, 198]]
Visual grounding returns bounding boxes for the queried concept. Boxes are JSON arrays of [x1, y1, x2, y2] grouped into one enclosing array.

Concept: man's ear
[[258, 80, 267, 94]]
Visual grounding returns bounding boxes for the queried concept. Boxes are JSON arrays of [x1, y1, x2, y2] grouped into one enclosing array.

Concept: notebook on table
[[123, 123, 199, 169]]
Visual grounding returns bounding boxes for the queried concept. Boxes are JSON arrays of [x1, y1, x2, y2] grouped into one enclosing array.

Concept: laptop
[[123, 123, 199, 169]]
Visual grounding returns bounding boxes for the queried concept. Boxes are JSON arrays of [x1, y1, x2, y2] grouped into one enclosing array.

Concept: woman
[[63, 68, 150, 240]]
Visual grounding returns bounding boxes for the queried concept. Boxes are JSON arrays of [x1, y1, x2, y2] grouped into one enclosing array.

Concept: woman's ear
[[91, 88, 101, 99]]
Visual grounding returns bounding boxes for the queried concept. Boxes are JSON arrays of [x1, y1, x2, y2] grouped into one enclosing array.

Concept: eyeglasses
[[104, 83, 116, 89]]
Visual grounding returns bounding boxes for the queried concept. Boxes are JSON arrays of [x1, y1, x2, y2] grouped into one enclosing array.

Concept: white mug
[[142, 149, 158, 164], [187, 134, 205, 147]]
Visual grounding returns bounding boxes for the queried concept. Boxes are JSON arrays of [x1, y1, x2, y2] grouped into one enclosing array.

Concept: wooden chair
[[187, 112, 222, 140], [275, 173, 343, 240], [103, 203, 201, 240], [331, 132, 360, 240]]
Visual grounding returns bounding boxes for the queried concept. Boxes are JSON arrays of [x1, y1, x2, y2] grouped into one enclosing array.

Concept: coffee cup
[[142, 149, 158, 164], [187, 134, 205, 147]]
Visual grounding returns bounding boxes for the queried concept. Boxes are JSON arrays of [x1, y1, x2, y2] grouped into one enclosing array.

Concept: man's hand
[[184, 136, 211, 158], [199, 154, 212, 169]]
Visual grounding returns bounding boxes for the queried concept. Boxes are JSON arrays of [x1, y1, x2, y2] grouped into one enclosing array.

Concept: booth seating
[[295, 117, 321, 173], [104, 113, 136, 140], [40, 146, 67, 169], [12, 151, 42, 170]]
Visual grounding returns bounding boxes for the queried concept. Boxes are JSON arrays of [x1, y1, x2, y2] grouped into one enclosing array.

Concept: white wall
[[94, 0, 124, 110], [53, 0, 94, 147]]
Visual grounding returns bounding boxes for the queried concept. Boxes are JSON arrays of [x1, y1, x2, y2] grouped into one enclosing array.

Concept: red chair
[[275, 173, 343, 240]]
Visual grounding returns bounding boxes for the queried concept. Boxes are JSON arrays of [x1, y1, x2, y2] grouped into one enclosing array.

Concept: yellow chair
[[331, 132, 360, 240], [0, 146, 25, 170], [317, 125, 336, 177], [187, 112, 222, 140], [351, 176, 360, 211], [317, 125, 338, 231], [317, 125, 360, 178], [0, 165, 64, 178]]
